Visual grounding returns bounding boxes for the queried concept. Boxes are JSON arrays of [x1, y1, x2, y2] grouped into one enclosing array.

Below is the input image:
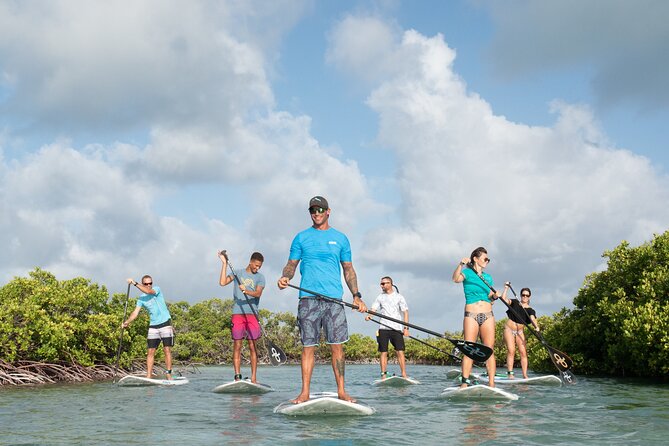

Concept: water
[[1, 365, 668, 445]]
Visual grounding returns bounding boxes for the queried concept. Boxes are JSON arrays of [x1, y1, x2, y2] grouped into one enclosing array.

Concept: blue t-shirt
[[289, 226, 352, 299], [231, 269, 265, 315], [136, 286, 171, 326], [462, 268, 494, 305]]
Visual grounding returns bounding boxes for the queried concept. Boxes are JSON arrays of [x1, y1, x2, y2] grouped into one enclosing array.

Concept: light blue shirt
[[231, 270, 265, 315], [462, 268, 494, 305], [289, 226, 352, 300], [136, 286, 171, 326]]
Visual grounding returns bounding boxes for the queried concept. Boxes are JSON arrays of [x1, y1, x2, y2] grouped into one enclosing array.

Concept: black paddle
[[286, 284, 493, 362], [221, 251, 287, 366], [506, 284, 577, 384], [113, 283, 131, 383], [369, 317, 486, 369]]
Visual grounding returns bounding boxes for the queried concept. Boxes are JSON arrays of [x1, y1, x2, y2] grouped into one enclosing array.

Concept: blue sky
[[1, 0, 668, 335]]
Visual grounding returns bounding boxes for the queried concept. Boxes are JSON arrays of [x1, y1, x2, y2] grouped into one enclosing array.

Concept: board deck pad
[[372, 375, 420, 387], [273, 392, 376, 416], [117, 375, 189, 387], [441, 384, 519, 401], [212, 379, 274, 394]]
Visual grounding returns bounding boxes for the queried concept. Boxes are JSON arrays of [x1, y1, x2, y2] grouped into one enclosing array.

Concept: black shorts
[[377, 329, 405, 353]]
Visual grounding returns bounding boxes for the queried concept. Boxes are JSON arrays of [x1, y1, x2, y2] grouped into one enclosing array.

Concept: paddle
[[471, 270, 576, 383], [113, 283, 131, 383], [370, 317, 487, 369], [286, 284, 493, 362], [221, 251, 287, 366], [506, 284, 577, 384]]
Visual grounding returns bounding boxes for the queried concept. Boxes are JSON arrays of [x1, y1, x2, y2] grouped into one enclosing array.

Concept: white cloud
[[326, 17, 669, 330]]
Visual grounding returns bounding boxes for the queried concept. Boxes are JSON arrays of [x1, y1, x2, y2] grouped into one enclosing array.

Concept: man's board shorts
[[297, 298, 349, 346], [377, 328, 405, 352], [147, 319, 174, 349], [231, 314, 262, 341]]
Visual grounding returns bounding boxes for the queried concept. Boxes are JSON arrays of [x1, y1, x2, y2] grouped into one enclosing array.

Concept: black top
[[506, 299, 536, 324]]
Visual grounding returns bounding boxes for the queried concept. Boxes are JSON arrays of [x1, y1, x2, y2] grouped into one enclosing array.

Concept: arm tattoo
[[342, 262, 358, 294], [282, 260, 299, 279]]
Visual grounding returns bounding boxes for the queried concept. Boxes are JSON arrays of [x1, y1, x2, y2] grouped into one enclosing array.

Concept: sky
[[1, 0, 668, 337]]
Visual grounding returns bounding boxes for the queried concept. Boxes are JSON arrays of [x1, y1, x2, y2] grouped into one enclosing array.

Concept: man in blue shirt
[[278, 196, 367, 403], [123, 275, 174, 379]]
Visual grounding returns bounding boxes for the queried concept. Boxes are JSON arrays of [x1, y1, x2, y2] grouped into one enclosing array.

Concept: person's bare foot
[[291, 393, 310, 404], [338, 392, 356, 403]]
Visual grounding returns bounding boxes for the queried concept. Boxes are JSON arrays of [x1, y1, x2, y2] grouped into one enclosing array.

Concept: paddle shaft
[[113, 283, 131, 382], [286, 283, 493, 362], [222, 252, 286, 366]]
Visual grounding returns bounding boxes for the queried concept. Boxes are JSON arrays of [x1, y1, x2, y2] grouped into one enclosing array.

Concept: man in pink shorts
[[218, 251, 265, 383]]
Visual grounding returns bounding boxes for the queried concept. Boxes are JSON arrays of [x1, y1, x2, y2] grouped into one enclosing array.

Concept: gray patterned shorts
[[297, 298, 349, 346]]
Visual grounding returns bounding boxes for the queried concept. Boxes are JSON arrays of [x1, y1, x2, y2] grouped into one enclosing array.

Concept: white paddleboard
[[273, 392, 376, 416], [213, 379, 274, 394], [441, 385, 519, 401], [117, 375, 189, 387], [482, 374, 562, 386], [372, 375, 420, 387]]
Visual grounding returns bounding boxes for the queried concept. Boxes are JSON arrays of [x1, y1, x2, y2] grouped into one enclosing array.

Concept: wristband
[[353, 292, 362, 299]]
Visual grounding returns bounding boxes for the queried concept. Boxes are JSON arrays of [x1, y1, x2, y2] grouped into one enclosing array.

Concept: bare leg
[[331, 343, 355, 402], [479, 317, 497, 387], [380, 352, 388, 378], [504, 326, 516, 378], [517, 331, 529, 378], [163, 346, 172, 380], [460, 317, 478, 388], [146, 348, 156, 378], [233, 339, 243, 379], [397, 351, 407, 377], [291, 346, 314, 404], [248, 339, 258, 383]]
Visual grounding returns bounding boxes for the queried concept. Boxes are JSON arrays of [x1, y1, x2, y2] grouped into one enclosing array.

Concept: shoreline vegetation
[[1, 232, 667, 386]]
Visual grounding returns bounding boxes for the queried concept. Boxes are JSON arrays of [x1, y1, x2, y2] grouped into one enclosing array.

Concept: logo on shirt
[[328, 241, 337, 245]]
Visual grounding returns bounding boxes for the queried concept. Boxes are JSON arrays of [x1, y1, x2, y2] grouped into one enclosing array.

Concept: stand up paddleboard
[[372, 375, 420, 387], [481, 374, 562, 386], [441, 385, 519, 401], [213, 379, 274, 394], [273, 392, 376, 416], [117, 375, 189, 387]]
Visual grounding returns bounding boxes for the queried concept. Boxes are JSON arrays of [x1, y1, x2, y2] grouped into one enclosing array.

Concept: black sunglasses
[[309, 207, 326, 214], [143, 282, 153, 286]]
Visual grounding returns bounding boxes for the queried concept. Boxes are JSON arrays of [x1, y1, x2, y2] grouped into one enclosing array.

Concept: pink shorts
[[231, 314, 261, 341]]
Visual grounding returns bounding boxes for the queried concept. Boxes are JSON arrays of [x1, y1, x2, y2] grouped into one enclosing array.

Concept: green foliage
[[551, 231, 669, 376]]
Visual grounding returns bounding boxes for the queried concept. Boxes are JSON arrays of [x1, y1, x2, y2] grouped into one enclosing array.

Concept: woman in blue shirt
[[452, 247, 508, 388]]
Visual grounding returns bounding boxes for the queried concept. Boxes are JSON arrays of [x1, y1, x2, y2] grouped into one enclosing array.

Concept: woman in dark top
[[499, 287, 540, 379]]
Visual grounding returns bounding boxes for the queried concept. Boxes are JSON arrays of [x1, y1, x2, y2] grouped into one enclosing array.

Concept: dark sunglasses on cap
[[309, 207, 327, 214]]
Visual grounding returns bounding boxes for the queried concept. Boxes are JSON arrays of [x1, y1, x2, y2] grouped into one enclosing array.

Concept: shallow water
[[1, 365, 667, 445]]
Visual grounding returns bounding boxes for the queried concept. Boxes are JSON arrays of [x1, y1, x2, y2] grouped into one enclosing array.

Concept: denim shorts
[[297, 298, 349, 346]]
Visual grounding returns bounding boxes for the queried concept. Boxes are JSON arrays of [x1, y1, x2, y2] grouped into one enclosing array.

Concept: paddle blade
[[560, 369, 577, 385], [546, 345, 574, 372], [450, 339, 493, 362], [266, 339, 287, 366]]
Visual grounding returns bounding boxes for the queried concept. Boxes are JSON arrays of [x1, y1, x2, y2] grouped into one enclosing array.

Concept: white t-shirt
[[370, 290, 409, 331]]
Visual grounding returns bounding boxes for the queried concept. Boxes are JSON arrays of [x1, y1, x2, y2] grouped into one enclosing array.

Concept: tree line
[[1, 231, 667, 381]]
